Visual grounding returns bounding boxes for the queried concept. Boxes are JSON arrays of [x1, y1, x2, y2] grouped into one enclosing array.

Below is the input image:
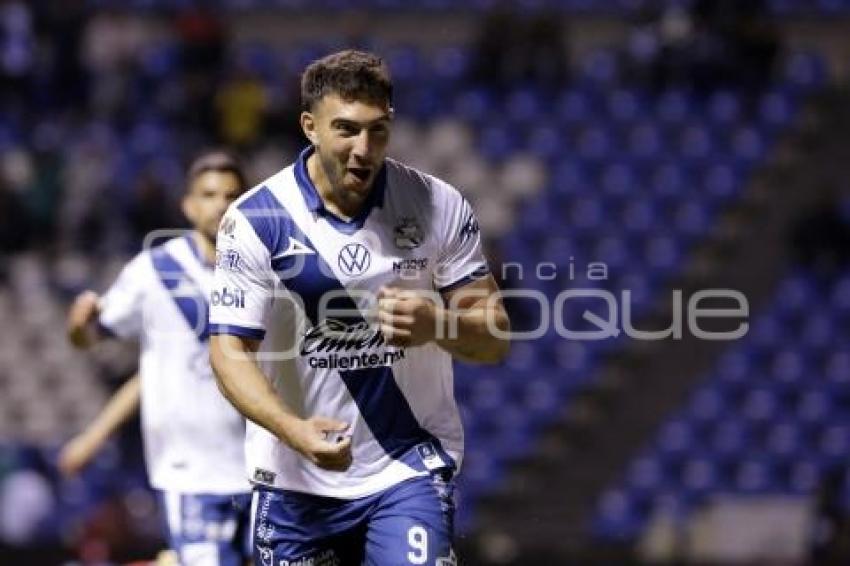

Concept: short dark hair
[[186, 149, 247, 192], [301, 49, 393, 111]]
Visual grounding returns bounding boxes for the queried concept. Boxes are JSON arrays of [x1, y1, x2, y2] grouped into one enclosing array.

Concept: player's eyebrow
[[330, 115, 391, 129]]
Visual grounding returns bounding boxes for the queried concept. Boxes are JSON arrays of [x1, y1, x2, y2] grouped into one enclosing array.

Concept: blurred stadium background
[[2, 0, 850, 564]]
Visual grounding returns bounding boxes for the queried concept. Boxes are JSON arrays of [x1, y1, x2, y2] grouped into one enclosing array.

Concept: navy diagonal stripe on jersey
[[239, 184, 454, 472], [237, 185, 295, 256], [151, 248, 209, 341]]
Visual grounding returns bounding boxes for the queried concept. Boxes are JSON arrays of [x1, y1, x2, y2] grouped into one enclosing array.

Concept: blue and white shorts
[[160, 491, 253, 565], [251, 471, 457, 566]]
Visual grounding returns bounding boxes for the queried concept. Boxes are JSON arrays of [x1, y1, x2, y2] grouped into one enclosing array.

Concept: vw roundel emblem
[[338, 243, 372, 276]]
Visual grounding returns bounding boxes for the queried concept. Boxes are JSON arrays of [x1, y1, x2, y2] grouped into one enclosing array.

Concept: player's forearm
[[68, 320, 101, 349], [436, 306, 510, 364], [210, 336, 302, 445], [83, 375, 141, 444], [67, 291, 104, 350]]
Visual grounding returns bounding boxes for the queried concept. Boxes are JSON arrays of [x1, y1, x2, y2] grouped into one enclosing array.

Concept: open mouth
[[347, 167, 371, 182]]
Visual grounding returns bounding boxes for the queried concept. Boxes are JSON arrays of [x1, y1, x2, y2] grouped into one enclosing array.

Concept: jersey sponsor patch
[[258, 546, 275, 566], [216, 248, 243, 272], [416, 442, 447, 471], [394, 216, 422, 250], [272, 236, 316, 260], [211, 287, 246, 308], [253, 468, 277, 485], [280, 549, 340, 566]]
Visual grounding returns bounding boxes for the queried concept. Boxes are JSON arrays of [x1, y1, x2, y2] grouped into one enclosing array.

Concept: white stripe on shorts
[[248, 490, 259, 552], [165, 491, 183, 538]]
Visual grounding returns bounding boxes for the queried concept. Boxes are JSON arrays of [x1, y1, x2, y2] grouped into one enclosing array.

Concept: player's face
[[302, 93, 392, 201], [183, 170, 242, 242]]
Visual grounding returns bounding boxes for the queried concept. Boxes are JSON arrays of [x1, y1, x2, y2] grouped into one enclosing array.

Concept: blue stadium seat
[[784, 52, 826, 90], [627, 122, 664, 160], [681, 457, 721, 495], [453, 88, 496, 124], [579, 49, 620, 87], [642, 234, 681, 273], [569, 197, 605, 232], [236, 42, 277, 80], [729, 126, 766, 163], [478, 125, 518, 161], [702, 163, 741, 202], [741, 387, 780, 424], [621, 201, 657, 234], [797, 390, 832, 425], [551, 158, 591, 199], [818, 424, 850, 467], [430, 46, 470, 81], [765, 420, 805, 459], [650, 162, 687, 199], [556, 90, 593, 124], [657, 419, 697, 457], [673, 201, 712, 238], [606, 89, 645, 122], [707, 91, 741, 125], [576, 126, 613, 161], [776, 274, 818, 316], [552, 339, 591, 375], [527, 124, 568, 162], [688, 388, 726, 425], [824, 351, 850, 385], [734, 458, 777, 493], [505, 88, 546, 123], [709, 418, 751, 460], [592, 236, 631, 270], [654, 90, 691, 125], [140, 43, 180, 79], [759, 90, 794, 129], [600, 162, 637, 196], [750, 317, 788, 350], [799, 311, 836, 350], [678, 124, 715, 162], [770, 349, 808, 390], [627, 455, 667, 496], [385, 45, 423, 83], [592, 489, 644, 541], [830, 276, 850, 314]]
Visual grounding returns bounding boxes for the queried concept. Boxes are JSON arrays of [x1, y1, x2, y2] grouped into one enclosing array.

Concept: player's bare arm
[[210, 334, 353, 471], [59, 374, 141, 476], [377, 274, 510, 364], [67, 290, 103, 349]]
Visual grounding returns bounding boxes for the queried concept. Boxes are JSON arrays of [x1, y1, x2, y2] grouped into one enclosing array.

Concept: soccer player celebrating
[[209, 50, 510, 565], [65, 151, 253, 566]]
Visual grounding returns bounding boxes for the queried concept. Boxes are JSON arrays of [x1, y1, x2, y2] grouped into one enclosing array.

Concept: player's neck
[[191, 231, 216, 266], [306, 153, 369, 220]]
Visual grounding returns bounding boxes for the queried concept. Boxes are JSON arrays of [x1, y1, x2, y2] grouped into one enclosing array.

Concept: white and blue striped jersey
[[210, 147, 488, 499], [98, 235, 248, 494]]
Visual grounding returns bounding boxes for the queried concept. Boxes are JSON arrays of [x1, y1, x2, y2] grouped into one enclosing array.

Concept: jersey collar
[[294, 145, 387, 234]]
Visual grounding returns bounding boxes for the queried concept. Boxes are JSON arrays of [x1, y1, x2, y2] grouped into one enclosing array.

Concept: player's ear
[[300, 111, 319, 146]]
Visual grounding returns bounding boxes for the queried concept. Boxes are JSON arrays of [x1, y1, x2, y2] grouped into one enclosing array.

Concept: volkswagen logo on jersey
[[337, 243, 371, 276]]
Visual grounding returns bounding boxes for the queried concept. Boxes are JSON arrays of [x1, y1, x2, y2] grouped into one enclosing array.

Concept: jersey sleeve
[[98, 253, 147, 339], [433, 184, 490, 293], [209, 208, 276, 340]]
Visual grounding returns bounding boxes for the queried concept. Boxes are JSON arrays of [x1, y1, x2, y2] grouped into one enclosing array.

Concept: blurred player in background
[[209, 50, 510, 565], [63, 150, 253, 566]]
